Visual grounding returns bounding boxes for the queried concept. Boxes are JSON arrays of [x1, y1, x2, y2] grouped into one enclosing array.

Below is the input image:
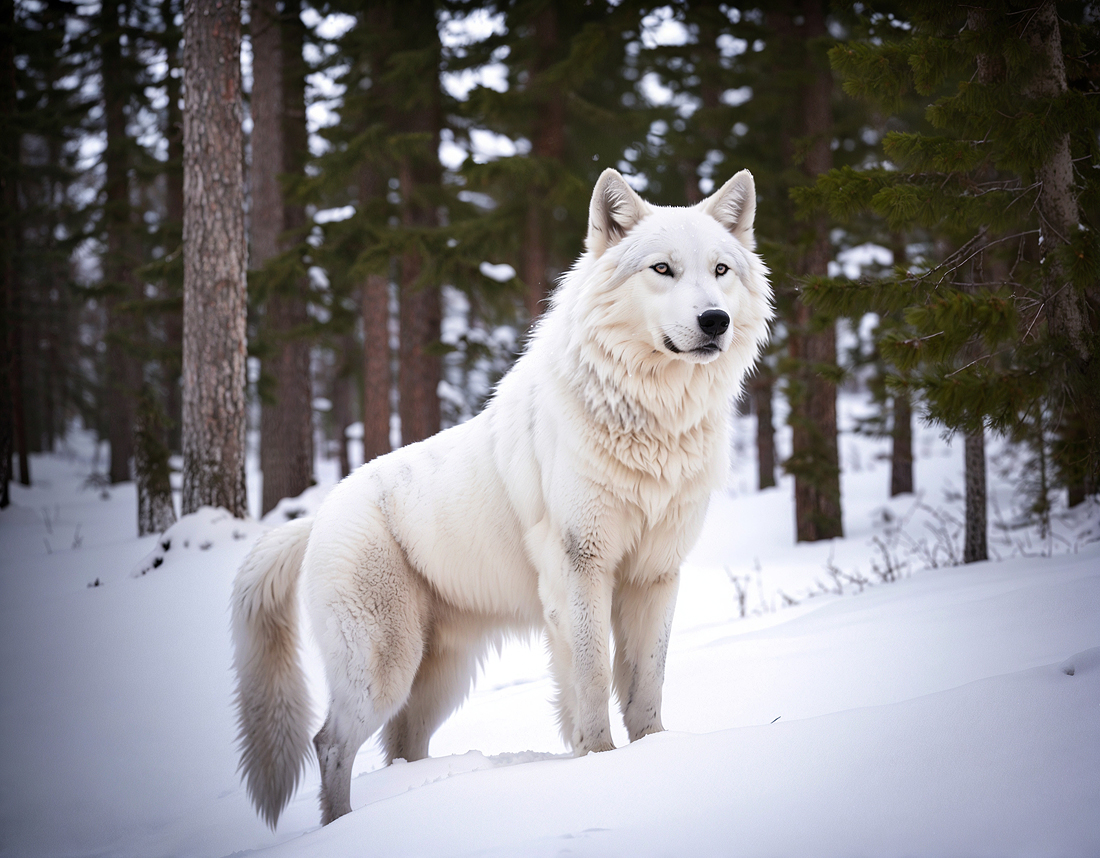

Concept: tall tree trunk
[[333, 393, 350, 479], [135, 386, 177, 535], [355, 8, 394, 464], [1022, 2, 1098, 497], [101, 2, 141, 484], [751, 370, 776, 490], [330, 345, 353, 479], [9, 306, 29, 486], [395, 0, 442, 446], [964, 430, 988, 563], [890, 388, 914, 496], [1025, 2, 1090, 362], [181, 0, 248, 518], [359, 167, 392, 463], [397, 198, 441, 445], [252, 0, 313, 514], [0, 0, 15, 505], [163, 0, 184, 453], [8, 172, 28, 487], [956, 11, 1007, 558], [776, 0, 843, 542], [360, 273, 392, 461], [360, 277, 392, 456], [522, 2, 565, 325], [887, 233, 913, 496]]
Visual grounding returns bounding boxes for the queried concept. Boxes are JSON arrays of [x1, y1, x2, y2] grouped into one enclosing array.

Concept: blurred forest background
[[1, 0, 1097, 555]]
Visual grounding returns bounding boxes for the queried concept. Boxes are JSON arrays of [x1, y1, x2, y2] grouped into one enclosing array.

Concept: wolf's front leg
[[612, 572, 678, 741], [564, 562, 617, 754], [541, 528, 618, 755]]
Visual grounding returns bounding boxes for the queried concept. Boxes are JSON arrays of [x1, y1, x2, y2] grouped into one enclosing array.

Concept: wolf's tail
[[231, 516, 314, 829]]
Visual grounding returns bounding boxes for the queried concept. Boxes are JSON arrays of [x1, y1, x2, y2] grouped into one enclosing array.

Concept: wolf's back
[[231, 516, 314, 828]]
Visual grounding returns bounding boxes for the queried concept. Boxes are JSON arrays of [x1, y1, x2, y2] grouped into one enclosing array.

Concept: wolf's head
[[582, 168, 772, 368]]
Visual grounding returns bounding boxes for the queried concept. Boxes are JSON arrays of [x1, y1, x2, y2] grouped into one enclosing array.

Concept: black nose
[[697, 309, 730, 338]]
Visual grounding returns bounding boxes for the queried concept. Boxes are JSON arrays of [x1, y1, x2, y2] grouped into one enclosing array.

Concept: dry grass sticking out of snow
[[0, 395, 1098, 858]]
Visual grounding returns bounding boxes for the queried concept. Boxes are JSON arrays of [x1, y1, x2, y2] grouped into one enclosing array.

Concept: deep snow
[[1, 397, 1098, 857]]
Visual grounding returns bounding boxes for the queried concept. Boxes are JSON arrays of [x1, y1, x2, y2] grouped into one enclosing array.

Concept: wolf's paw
[[628, 722, 665, 743], [573, 731, 616, 755]]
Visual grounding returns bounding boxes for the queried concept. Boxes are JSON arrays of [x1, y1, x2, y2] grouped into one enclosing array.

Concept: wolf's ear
[[701, 170, 756, 249], [587, 169, 650, 257]]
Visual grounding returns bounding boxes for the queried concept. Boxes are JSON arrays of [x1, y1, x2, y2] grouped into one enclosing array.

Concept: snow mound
[[131, 506, 263, 577]]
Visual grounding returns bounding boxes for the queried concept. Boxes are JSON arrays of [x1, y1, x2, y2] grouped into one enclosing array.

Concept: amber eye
[[716, 263, 729, 276], [651, 262, 672, 276]]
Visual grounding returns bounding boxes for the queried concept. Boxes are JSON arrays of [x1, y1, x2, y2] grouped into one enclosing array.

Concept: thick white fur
[[231, 169, 773, 828]]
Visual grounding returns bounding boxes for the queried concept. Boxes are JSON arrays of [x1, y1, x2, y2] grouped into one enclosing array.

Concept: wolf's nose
[[697, 309, 730, 337]]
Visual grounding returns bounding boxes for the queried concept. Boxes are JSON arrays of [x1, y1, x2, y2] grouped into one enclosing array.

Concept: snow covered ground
[[1, 394, 1098, 857]]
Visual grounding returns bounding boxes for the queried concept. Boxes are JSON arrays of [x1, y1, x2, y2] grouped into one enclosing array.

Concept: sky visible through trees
[[2, 1, 1097, 538]]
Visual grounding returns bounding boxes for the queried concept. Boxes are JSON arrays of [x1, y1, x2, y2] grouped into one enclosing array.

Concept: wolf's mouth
[[664, 336, 722, 357]]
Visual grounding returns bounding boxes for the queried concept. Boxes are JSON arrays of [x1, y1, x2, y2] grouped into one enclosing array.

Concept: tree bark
[[775, 0, 843, 542], [360, 268, 392, 462], [252, 0, 313, 514], [397, 210, 441, 445], [359, 167, 392, 463], [963, 430, 988, 563], [355, 9, 394, 465], [889, 388, 914, 496], [1025, 2, 1090, 362], [7, 156, 28, 487], [395, 0, 442, 446], [101, 2, 141, 484], [181, 0, 248, 518], [163, 0, 184, 453], [1022, 2, 1098, 498], [522, 2, 565, 325], [0, 0, 15, 505], [751, 370, 776, 490], [330, 341, 353, 479], [135, 387, 177, 535]]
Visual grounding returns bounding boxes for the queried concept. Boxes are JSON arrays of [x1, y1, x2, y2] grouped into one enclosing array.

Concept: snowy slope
[[1, 403, 1098, 858]]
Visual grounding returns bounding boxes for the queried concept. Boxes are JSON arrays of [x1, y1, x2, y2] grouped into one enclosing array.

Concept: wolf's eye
[[651, 262, 672, 276], [716, 263, 729, 277]]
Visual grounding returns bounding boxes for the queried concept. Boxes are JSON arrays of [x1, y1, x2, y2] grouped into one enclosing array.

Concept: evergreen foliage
[[7, 1, 99, 464], [14, 0, 1095, 537], [799, 0, 1100, 512]]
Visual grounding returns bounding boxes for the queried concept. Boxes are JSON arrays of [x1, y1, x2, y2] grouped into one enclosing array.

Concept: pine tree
[[180, 0, 248, 518], [772, 0, 844, 543], [627, 3, 786, 489], [454, 0, 649, 328], [250, 0, 314, 514], [306, 1, 516, 452], [4, 0, 101, 497], [798, 0, 1100, 541], [135, 384, 176, 534], [99, 0, 149, 484], [392, 0, 445, 445], [156, 0, 184, 454], [307, 6, 397, 464], [0, 0, 15, 506]]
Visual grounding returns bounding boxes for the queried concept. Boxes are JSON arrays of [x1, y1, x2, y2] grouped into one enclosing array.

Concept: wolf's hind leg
[[313, 708, 383, 825], [381, 626, 485, 764], [611, 573, 678, 742], [308, 528, 429, 824]]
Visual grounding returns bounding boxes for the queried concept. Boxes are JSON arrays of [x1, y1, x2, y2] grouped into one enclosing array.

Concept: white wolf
[[231, 168, 773, 827]]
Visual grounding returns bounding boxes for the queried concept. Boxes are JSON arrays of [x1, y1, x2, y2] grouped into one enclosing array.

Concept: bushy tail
[[231, 516, 314, 829]]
